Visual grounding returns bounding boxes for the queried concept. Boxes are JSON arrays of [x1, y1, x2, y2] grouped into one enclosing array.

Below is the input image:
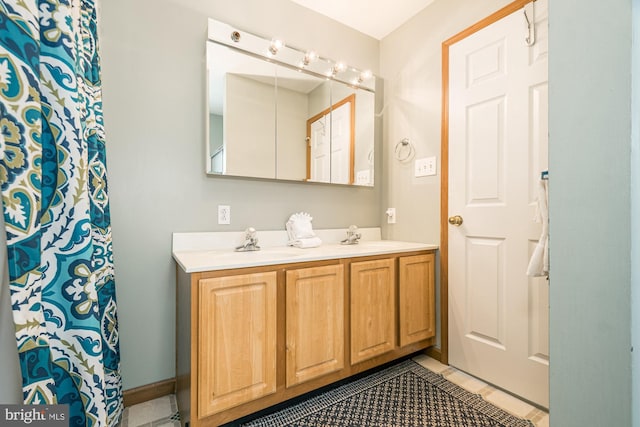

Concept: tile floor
[[120, 355, 549, 427], [412, 355, 549, 427], [119, 394, 180, 427]]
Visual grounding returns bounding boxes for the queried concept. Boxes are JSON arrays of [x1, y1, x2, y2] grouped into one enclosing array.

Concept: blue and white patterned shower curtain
[[0, 1, 122, 426]]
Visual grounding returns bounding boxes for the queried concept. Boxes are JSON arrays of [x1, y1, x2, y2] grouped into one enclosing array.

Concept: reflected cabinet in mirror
[[206, 19, 378, 186]]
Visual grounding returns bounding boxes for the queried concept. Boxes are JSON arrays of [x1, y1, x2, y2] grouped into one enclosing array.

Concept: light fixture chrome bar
[[207, 18, 375, 92]]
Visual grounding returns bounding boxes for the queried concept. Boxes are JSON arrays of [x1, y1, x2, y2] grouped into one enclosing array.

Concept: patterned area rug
[[242, 360, 534, 427]]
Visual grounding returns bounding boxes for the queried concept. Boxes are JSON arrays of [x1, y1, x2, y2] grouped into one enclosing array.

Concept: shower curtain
[[0, 1, 123, 426]]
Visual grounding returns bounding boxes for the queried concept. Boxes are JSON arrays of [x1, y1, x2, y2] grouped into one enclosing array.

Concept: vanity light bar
[[207, 18, 375, 91]]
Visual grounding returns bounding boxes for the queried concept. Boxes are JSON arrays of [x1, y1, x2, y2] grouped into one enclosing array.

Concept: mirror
[[206, 19, 377, 186], [207, 42, 278, 178]]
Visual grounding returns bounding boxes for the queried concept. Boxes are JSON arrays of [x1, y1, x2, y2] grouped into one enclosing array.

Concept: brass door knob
[[448, 215, 463, 226]]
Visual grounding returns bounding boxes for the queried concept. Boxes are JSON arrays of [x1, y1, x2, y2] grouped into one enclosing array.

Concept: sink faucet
[[235, 227, 260, 252], [341, 225, 361, 245]]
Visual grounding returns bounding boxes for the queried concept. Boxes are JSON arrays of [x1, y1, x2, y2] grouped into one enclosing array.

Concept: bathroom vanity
[[173, 229, 438, 427]]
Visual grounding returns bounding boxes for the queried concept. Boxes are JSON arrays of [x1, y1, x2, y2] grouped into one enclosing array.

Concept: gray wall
[[379, 0, 511, 243], [100, 0, 380, 390], [632, 2, 640, 424], [549, 0, 633, 426]]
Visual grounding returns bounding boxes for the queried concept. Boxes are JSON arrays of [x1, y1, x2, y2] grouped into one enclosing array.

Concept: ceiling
[[289, 0, 436, 40]]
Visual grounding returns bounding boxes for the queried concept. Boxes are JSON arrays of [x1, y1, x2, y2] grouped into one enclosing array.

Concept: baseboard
[[123, 378, 176, 407], [425, 346, 442, 363], [121, 350, 440, 409]]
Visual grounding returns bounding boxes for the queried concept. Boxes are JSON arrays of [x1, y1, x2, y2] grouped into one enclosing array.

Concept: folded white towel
[[290, 217, 315, 238], [288, 236, 322, 249], [527, 179, 549, 277], [285, 212, 322, 248]]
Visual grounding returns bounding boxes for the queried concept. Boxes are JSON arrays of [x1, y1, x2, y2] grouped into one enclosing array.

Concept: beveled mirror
[[206, 19, 377, 186]]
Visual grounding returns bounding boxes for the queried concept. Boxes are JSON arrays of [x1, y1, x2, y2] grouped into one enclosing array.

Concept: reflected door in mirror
[[308, 116, 330, 182], [274, 65, 328, 181], [306, 94, 355, 184], [330, 98, 354, 184]]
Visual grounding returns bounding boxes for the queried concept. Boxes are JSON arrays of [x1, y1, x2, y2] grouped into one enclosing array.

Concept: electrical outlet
[[415, 156, 437, 177], [386, 208, 396, 224], [218, 205, 231, 225]]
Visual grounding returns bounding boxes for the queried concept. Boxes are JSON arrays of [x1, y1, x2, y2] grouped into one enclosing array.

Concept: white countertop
[[172, 229, 438, 273]]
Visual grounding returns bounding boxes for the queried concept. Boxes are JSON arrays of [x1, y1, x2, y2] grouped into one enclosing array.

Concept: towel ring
[[394, 138, 414, 163]]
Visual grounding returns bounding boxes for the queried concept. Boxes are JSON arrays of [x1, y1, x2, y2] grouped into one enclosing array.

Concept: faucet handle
[[344, 225, 361, 243], [245, 227, 257, 239], [236, 227, 260, 251]]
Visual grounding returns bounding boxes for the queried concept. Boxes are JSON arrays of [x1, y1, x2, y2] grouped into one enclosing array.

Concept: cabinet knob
[[448, 215, 463, 226]]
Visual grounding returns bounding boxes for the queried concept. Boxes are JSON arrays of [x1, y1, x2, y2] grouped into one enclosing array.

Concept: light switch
[[356, 170, 371, 185], [415, 157, 437, 177]]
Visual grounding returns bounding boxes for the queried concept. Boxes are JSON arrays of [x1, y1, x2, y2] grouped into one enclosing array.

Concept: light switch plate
[[356, 170, 371, 185], [415, 157, 437, 177]]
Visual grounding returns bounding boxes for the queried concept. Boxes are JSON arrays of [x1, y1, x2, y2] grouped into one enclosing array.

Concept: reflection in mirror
[[206, 18, 377, 186], [207, 41, 277, 178], [274, 64, 329, 181], [309, 85, 375, 186]]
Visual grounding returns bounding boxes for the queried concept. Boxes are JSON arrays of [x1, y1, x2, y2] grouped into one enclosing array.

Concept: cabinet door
[[286, 264, 345, 387], [350, 258, 395, 364], [198, 272, 277, 417], [399, 253, 436, 347]]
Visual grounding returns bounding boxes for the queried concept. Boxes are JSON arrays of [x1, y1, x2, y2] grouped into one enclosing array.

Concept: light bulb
[[333, 62, 347, 74], [302, 50, 318, 66], [358, 70, 373, 82], [268, 39, 284, 55]]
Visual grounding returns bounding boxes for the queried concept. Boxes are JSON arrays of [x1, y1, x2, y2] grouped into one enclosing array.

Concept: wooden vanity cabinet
[[349, 253, 436, 365], [285, 264, 345, 387], [197, 272, 278, 418], [176, 250, 436, 427], [350, 258, 396, 364], [398, 253, 436, 347]]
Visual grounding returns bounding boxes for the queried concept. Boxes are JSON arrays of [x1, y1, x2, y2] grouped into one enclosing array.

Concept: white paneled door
[[448, 0, 549, 407], [308, 98, 352, 184], [330, 101, 352, 184], [309, 116, 330, 182]]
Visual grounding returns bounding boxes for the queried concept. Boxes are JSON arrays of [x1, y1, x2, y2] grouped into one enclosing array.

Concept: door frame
[[438, 0, 535, 365]]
